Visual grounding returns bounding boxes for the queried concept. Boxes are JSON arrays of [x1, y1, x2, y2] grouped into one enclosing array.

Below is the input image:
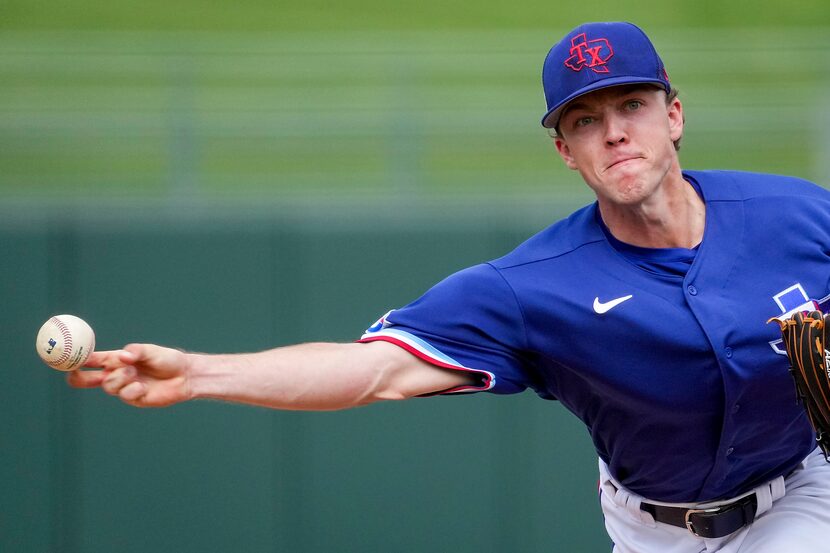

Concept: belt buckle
[[684, 506, 723, 537]]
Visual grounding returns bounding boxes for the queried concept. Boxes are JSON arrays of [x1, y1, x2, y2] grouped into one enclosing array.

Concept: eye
[[624, 99, 643, 111], [575, 116, 594, 128]]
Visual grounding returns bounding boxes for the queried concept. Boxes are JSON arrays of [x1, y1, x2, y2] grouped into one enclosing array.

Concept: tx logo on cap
[[564, 33, 613, 74]]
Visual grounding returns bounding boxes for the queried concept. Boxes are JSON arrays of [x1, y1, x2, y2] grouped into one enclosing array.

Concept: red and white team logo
[[564, 33, 613, 74]]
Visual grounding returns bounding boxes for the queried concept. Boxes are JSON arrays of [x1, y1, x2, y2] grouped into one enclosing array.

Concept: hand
[[67, 344, 192, 407]]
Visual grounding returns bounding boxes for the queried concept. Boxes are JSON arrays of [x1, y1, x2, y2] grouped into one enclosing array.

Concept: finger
[[84, 350, 136, 370], [101, 366, 136, 396], [67, 369, 109, 389], [120, 381, 147, 403]]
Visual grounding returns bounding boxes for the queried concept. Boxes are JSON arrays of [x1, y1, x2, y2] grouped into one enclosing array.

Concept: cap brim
[[540, 77, 670, 129]]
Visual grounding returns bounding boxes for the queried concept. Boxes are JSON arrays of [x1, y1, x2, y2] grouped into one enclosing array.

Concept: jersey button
[[726, 447, 735, 456], [725, 347, 733, 358], [732, 404, 741, 414], [687, 285, 698, 296]]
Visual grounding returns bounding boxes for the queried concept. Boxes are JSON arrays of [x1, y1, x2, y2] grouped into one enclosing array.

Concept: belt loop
[[755, 474, 786, 517], [598, 458, 655, 526], [771, 474, 786, 501]]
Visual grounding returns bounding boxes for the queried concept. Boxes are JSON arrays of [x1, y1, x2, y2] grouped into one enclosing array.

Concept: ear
[[554, 136, 579, 170], [667, 97, 684, 143]]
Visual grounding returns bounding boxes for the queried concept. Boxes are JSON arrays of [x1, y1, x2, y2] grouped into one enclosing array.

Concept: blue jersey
[[360, 170, 830, 503]]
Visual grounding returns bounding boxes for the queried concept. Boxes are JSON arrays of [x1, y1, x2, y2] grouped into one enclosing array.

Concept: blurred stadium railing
[[1, 28, 828, 212]]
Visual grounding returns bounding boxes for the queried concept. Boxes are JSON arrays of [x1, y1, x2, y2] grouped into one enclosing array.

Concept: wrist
[[184, 352, 211, 400], [185, 352, 238, 401]]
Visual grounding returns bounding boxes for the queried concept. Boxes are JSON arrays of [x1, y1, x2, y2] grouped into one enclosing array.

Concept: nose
[[604, 113, 627, 145]]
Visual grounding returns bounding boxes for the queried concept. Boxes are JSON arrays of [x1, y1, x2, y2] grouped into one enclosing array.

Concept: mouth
[[604, 156, 643, 172]]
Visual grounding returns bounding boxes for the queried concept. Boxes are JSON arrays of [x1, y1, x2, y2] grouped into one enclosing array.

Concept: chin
[[611, 179, 651, 204]]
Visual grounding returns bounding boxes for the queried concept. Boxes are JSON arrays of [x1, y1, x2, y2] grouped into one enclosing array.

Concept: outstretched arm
[[67, 340, 475, 410]]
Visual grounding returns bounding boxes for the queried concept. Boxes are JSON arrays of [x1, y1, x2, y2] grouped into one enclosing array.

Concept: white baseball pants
[[599, 448, 830, 552]]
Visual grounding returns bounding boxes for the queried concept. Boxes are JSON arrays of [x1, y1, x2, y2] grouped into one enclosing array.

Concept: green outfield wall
[[2, 204, 609, 552]]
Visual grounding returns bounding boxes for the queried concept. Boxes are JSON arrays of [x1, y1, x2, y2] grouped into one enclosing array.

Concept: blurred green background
[[2, 1, 829, 205], [2, 2, 829, 552]]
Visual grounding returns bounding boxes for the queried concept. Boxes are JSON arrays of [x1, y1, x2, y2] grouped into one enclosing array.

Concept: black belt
[[641, 494, 757, 539]]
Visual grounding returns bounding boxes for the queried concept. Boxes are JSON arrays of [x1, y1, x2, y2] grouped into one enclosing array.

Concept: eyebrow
[[561, 101, 590, 118], [560, 85, 655, 121]]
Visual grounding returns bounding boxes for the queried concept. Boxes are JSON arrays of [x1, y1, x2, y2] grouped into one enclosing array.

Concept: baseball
[[36, 314, 96, 371]]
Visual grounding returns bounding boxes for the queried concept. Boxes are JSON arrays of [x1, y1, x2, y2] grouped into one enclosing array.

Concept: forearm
[[186, 341, 459, 411], [73, 339, 474, 409]]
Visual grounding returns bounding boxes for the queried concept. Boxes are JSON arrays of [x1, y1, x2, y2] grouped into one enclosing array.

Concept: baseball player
[[69, 22, 830, 552]]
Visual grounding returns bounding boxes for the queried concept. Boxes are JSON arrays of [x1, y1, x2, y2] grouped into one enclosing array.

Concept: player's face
[[553, 86, 684, 207]]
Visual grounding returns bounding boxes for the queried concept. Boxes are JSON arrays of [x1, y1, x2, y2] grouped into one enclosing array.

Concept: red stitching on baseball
[[50, 317, 73, 366]]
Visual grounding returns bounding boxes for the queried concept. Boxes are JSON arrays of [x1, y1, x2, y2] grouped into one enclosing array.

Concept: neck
[[598, 170, 705, 249]]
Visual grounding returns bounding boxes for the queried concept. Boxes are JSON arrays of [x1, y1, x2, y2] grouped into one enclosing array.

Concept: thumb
[[121, 343, 149, 364], [121, 343, 187, 379]]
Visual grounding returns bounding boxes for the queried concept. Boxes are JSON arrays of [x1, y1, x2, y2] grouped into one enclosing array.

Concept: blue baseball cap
[[541, 22, 670, 129]]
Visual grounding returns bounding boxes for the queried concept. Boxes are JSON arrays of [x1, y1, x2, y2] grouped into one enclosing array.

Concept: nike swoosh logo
[[593, 294, 633, 314]]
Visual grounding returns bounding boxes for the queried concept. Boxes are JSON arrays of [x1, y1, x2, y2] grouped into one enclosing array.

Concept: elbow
[[370, 387, 409, 402], [364, 362, 410, 403], [358, 346, 415, 403], [349, 340, 472, 405]]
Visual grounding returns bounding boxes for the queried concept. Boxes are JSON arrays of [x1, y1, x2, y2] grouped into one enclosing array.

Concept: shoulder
[[488, 203, 606, 271], [686, 169, 830, 204], [413, 203, 608, 314], [405, 203, 604, 302]]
